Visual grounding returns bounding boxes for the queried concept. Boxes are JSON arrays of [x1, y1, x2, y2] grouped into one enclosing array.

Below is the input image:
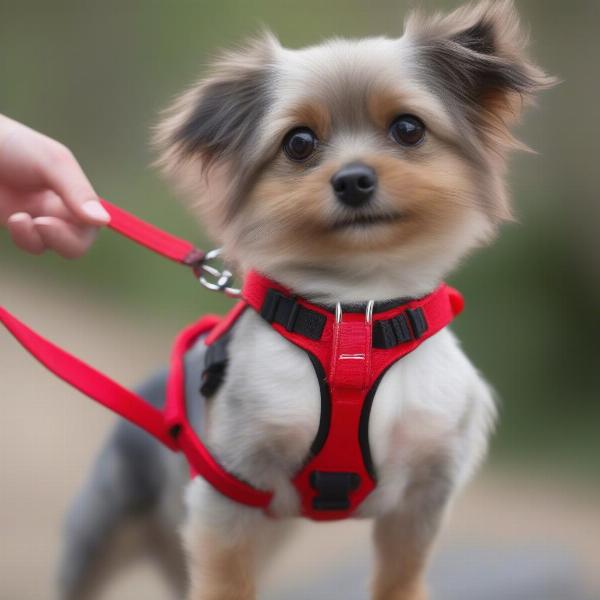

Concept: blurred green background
[[1, 0, 598, 481]]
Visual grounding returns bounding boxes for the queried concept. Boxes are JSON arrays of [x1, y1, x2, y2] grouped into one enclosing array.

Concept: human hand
[[0, 114, 110, 258]]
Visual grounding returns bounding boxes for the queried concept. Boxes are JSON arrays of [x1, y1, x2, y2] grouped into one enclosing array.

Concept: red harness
[[0, 200, 463, 520]]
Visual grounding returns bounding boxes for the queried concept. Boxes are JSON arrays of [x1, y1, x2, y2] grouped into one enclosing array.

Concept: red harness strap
[[0, 200, 272, 509], [0, 200, 463, 520], [241, 271, 464, 520]]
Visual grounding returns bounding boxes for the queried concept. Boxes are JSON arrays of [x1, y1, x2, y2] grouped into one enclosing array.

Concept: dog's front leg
[[183, 480, 291, 600], [186, 526, 257, 600], [371, 460, 455, 600], [371, 509, 431, 600]]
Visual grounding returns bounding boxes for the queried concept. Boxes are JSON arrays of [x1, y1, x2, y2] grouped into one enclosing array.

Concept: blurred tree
[[1, 0, 598, 479]]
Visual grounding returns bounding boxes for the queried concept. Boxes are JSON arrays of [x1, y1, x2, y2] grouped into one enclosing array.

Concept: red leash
[[0, 199, 203, 452], [0, 306, 178, 451], [0, 199, 274, 508], [100, 199, 205, 266], [1, 199, 463, 516]]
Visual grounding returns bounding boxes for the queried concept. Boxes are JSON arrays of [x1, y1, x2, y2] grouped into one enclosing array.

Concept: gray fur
[[58, 339, 208, 599], [407, 1, 552, 154], [415, 34, 539, 130], [174, 69, 273, 166]]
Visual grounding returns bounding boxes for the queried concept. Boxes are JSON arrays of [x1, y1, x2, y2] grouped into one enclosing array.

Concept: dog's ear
[[155, 32, 278, 176], [404, 0, 555, 151]]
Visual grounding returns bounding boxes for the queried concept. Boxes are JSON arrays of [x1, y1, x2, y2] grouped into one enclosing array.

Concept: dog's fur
[[59, 2, 553, 599]]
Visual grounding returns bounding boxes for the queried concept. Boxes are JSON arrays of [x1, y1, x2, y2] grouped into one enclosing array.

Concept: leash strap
[[0, 306, 177, 450], [1, 200, 204, 451], [0, 198, 273, 507], [100, 199, 205, 266], [1, 199, 466, 517]]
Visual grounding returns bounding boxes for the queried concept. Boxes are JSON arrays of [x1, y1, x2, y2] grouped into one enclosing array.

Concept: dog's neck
[[254, 259, 445, 305]]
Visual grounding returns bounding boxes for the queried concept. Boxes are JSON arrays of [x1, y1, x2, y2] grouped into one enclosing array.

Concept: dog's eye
[[389, 115, 426, 146], [283, 127, 318, 162]]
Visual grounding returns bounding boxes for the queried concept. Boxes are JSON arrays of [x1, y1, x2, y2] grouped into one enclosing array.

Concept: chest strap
[[241, 271, 464, 520]]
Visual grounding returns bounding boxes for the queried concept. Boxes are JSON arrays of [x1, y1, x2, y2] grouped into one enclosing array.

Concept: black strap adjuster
[[406, 307, 428, 339], [372, 307, 428, 348], [310, 471, 361, 511], [200, 332, 231, 397], [260, 289, 326, 340]]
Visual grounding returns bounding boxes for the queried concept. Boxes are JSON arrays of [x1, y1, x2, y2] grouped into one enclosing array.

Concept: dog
[[58, 2, 553, 599]]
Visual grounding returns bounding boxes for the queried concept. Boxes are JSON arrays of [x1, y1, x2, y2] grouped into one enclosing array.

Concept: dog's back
[[58, 336, 208, 599]]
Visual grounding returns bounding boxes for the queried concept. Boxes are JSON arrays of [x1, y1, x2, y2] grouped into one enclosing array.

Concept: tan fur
[[156, 2, 554, 242], [285, 101, 331, 141], [150, 3, 554, 598], [186, 532, 256, 600], [405, 0, 556, 153], [222, 145, 485, 280], [371, 513, 432, 600]]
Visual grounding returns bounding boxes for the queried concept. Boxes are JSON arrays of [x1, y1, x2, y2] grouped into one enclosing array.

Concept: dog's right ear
[[404, 0, 555, 152], [155, 32, 278, 177]]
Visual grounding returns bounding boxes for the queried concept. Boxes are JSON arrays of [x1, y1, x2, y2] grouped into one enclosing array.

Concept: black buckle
[[260, 288, 282, 323], [310, 471, 361, 511], [406, 307, 428, 339], [373, 308, 429, 348], [373, 313, 412, 349], [260, 289, 326, 340], [285, 301, 300, 332], [260, 289, 298, 332]]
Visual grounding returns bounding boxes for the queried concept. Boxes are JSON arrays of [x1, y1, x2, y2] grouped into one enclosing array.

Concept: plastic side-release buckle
[[329, 301, 374, 391], [310, 471, 361, 511]]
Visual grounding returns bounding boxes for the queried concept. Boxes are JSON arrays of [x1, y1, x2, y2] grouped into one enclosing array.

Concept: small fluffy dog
[[59, 2, 553, 599]]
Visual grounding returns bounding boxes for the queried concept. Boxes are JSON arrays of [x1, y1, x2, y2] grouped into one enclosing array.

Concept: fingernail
[[7, 212, 29, 224], [82, 200, 110, 223]]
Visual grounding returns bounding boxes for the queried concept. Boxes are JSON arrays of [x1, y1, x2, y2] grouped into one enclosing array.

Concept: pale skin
[[0, 114, 110, 257]]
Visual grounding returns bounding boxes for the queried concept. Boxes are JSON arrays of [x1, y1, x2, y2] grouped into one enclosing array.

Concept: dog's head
[[157, 0, 553, 300]]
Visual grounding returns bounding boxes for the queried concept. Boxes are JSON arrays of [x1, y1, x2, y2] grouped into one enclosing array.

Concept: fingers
[[32, 216, 97, 259], [7, 212, 45, 254], [6, 211, 97, 258], [40, 143, 110, 226], [0, 115, 110, 231]]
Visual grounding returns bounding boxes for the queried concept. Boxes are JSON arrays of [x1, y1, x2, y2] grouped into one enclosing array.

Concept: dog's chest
[[209, 309, 472, 511]]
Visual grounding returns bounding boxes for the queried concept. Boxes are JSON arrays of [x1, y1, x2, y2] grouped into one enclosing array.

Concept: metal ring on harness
[[197, 248, 241, 298], [335, 299, 375, 323]]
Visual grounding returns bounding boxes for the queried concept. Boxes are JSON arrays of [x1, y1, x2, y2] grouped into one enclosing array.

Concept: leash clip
[[196, 248, 241, 298]]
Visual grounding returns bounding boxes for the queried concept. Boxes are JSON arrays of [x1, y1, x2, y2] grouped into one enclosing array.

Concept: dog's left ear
[[155, 32, 279, 178], [404, 0, 555, 151]]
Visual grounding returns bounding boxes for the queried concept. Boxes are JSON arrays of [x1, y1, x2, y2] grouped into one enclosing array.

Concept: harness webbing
[[241, 271, 464, 519], [0, 199, 463, 519], [0, 199, 202, 452], [100, 199, 205, 266]]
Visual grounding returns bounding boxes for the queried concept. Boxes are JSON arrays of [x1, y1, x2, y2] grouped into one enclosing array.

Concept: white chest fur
[[191, 308, 495, 519]]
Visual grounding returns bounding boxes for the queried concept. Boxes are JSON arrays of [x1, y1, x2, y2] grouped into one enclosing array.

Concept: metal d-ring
[[198, 248, 241, 298], [335, 300, 375, 324], [335, 302, 342, 323], [366, 300, 375, 324]]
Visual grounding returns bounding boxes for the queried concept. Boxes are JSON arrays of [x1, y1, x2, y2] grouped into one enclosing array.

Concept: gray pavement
[[268, 544, 595, 600]]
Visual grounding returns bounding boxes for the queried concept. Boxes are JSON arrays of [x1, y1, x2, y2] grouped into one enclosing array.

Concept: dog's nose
[[330, 163, 377, 208]]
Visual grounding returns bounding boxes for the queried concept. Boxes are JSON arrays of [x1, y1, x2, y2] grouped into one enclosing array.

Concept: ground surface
[[1, 264, 599, 600]]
